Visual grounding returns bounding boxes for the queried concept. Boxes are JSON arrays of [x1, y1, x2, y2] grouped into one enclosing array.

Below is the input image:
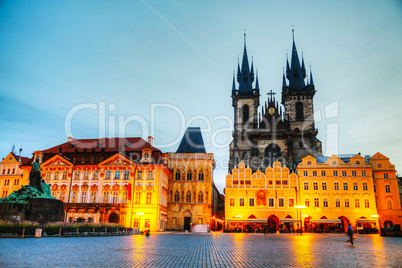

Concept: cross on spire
[[267, 90, 276, 98]]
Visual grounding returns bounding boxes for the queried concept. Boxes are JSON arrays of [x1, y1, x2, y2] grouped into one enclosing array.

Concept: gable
[[1, 152, 19, 164], [41, 155, 73, 168], [99, 153, 136, 167]]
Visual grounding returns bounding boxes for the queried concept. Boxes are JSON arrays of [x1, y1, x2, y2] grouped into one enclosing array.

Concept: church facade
[[229, 32, 322, 172]]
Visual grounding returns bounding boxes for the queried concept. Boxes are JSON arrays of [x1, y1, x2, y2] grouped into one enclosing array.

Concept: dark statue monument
[[0, 159, 64, 222]]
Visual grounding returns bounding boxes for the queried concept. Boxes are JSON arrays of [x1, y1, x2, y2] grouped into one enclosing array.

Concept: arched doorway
[[384, 220, 393, 228], [267, 215, 279, 233], [183, 210, 192, 231], [339, 216, 350, 233], [109, 213, 119, 223]]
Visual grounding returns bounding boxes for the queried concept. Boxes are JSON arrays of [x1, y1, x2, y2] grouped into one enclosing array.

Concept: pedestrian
[[346, 223, 355, 246], [264, 226, 267, 236]]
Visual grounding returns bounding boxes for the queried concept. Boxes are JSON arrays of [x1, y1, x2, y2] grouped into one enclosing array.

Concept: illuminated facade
[[225, 161, 299, 232], [0, 152, 30, 198], [369, 153, 402, 228], [297, 155, 378, 233], [20, 136, 170, 232], [167, 127, 217, 231]]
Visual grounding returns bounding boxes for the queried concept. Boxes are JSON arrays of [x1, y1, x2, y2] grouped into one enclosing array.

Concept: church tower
[[229, 34, 260, 171], [281, 30, 322, 166]]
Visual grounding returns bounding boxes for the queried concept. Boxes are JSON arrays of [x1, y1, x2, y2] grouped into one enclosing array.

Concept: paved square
[[0, 233, 401, 267]]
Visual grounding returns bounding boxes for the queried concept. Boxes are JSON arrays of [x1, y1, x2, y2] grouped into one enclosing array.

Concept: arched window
[[198, 171, 204, 181], [175, 171, 181, 181], [264, 143, 282, 167], [296, 102, 304, 121], [174, 191, 180, 202], [243, 104, 249, 123], [187, 171, 192, 181], [198, 192, 204, 203]]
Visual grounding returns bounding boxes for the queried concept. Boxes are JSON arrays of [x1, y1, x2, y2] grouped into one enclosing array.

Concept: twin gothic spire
[[233, 30, 314, 94]]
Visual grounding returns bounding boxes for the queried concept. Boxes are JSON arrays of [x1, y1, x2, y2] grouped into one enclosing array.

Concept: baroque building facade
[[20, 136, 170, 232], [229, 32, 322, 172], [0, 152, 30, 198]]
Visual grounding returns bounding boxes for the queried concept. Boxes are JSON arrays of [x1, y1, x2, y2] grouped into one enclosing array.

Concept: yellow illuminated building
[[298, 155, 378, 233], [225, 162, 299, 232], [369, 152, 402, 228], [0, 152, 30, 198]]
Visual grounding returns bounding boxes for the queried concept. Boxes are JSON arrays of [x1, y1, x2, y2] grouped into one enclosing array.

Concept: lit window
[[133, 219, 139, 228], [146, 192, 152, 204], [304, 182, 309, 191], [230, 198, 235, 206], [343, 182, 348, 191], [278, 198, 284, 207], [289, 198, 294, 207], [322, 182, 327, 191], [135, 192, 141, 204], [74, 171, 80, 180], [81, 192, 87, 203], [93, 171, 99, 180], [313, 182, 318, 191], [314, 198, 319, 207], [355, 199, 360, 208], [334, 182, 339, 190], [122, 192, 128, 203], [268, 198, 274, 207], [344, 198, 350, 208], [323, 198, 328, 207], [305, 198, 309, 207], [335, 198, 340, 207], [136, 170, 142, 179], [147, 170, 153, 179], [172, 217, 177, 225], [115, 170, 121, 180], [145, 219, 150, 228], [72, 191, 78, 203], [103, 191, 109, 203], [387, 200, 392, 210], [364, 199, 369, 208], [239, 198, 245, 207], [385, 185, 390, 193], [353, 182, 358, 191]]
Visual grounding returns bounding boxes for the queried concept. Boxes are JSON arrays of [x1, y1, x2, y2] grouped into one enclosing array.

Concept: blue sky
[[1, 0, 401, 192]]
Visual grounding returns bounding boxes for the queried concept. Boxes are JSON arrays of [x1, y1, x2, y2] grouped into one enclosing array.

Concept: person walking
[[346, 223, 355, 246]]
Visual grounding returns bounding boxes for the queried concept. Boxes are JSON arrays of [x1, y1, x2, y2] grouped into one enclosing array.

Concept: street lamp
[[295, 205, 306, 235]]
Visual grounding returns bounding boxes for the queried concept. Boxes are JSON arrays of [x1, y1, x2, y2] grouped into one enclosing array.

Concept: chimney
[[68, 137, 74, 142], [148, 136, 154, 146]]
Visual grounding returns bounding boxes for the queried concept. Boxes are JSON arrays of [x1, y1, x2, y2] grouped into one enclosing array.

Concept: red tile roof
[[42, 137, 160, 154]]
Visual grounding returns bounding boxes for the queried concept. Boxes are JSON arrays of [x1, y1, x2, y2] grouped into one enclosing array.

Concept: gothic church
[[229, 31, 322, 172]]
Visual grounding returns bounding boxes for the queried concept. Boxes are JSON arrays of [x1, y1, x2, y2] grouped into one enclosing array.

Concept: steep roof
[[42, 137, 160, 154], [176, 127, 206, 153]]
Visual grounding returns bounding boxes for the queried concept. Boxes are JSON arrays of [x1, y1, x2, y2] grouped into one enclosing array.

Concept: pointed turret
[[282, 68, 287, 88], [255, 70, 260, 89], [286, 53, 290, 78], [309, 66, 314, 86], [236, 59, 241, 82], [250, 57, 255, 82], [237, 33, 253, 93], [287, 29, 306, 90], [232, 71, 236, 90], [301, 53, 306, 78]]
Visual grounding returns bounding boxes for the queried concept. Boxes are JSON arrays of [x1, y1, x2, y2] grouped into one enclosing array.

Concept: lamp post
[[295, 205, 306, 235]]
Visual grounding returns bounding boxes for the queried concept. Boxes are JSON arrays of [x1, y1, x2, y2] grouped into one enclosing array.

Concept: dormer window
[[144, 153, 149, 158]]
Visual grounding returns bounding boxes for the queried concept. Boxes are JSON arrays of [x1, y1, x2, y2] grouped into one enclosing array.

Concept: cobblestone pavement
[[0, 233, 401, 267]]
